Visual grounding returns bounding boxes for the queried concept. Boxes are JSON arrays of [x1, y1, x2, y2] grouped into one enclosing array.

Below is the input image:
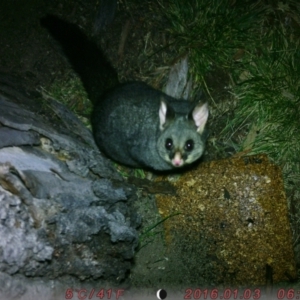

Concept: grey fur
[[92, 82, 209, 170], [41, 16, 209, 171]]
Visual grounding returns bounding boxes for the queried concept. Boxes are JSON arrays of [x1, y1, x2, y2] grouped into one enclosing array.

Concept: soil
[[0, 0, 232, 156], [3, 0, 297, 292], [1, 0, 210, 290], [1, 0, 178, 90]]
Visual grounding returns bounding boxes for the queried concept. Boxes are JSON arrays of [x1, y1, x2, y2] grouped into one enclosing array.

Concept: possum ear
[[159, 99, 175, 130], [190, 102, 209, 134]]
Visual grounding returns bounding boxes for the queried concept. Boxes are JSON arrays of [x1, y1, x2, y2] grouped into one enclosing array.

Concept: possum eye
[[165, 138, 173, 150], [185, 139, 194, 151]]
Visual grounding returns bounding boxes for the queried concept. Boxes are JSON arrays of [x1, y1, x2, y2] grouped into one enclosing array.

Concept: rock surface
[[0, 73, 140, 299]]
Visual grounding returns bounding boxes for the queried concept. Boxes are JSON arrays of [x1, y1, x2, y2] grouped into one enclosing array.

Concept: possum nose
[[172, 152, 183, 167]]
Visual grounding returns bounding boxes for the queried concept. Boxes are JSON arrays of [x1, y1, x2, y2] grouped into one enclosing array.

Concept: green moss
[[46, 73, 92, 127]]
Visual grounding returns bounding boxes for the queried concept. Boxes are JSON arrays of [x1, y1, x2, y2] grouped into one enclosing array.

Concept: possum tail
[[40, 15, 118, 105]]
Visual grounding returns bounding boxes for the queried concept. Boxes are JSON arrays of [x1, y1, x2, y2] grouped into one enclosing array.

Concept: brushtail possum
[[41, 15, 209, 171]]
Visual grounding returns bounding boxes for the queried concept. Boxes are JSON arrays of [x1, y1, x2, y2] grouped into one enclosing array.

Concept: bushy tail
[[41, 15, 118, 105]]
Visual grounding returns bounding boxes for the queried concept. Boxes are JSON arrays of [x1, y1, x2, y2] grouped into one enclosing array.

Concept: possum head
[[157, 100, 209, 168]]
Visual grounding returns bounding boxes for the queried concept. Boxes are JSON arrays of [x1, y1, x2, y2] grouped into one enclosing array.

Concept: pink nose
[[172, 152, 183, 167], [172, 158, 183, 167]]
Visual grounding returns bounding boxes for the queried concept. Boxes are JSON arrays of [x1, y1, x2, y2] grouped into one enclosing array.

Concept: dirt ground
[[1, 0, 183, 92], [1, 0, 211, 290], [0, 0, 231, 157], [2, 0, 298, 292]]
